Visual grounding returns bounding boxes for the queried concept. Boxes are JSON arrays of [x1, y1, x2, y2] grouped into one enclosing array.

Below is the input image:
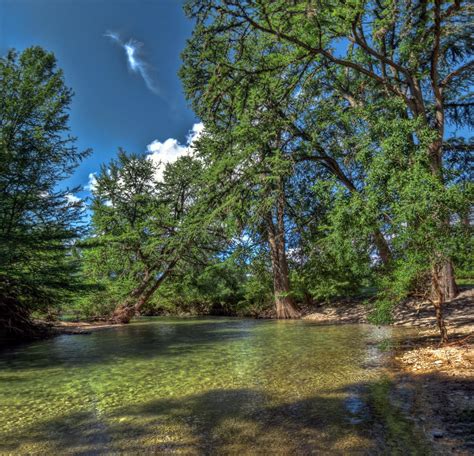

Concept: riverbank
[[51, 287, 473, 336], [50, 320, 125, 335], [391, 289, 474, 455], [303, 286, 474, 328], [304, 287, 474, 453], [391, 341, 473, 455], [303, 288, 473, 383]]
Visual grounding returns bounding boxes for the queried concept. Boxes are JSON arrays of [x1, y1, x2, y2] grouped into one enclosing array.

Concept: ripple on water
[[0, 318, 428, 454]]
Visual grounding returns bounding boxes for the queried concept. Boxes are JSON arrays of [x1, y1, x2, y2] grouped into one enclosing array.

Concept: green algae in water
[[0, 318, 430, 454]]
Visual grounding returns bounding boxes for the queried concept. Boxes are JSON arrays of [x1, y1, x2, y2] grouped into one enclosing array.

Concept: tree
[[0, 47, 89, 342], [185, 107, 302, 318], [182, 0, 473, 341], [85, 151, 225, 323]]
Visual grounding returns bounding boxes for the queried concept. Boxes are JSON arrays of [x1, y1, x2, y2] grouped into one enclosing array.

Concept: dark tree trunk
[[270, 241, 300, 319], [111, 280, 163, 324], [431, 263, 449, 344], [110, 273, 153, 324], [110, 265, 175, 324], [266, 183, 300, 319], [110, 303, 136, 325], [425, 59, 458, 303]]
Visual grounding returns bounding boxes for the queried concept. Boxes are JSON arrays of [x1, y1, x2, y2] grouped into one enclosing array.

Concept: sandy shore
[[391, 291, 473, 455]]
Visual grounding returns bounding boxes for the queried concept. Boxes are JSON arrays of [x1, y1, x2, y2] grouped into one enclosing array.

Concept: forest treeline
[[1, 1, 472, 344]]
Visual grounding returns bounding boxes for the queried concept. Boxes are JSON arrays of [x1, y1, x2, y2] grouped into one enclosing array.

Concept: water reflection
[[0, 318, 427, 454]]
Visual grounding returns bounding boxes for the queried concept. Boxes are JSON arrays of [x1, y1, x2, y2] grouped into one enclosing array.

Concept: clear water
[[0, 318, 429, 455]]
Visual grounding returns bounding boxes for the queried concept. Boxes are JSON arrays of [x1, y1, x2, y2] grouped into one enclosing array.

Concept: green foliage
[[179, 0, 473, 328], [237, 256, 274, 315], [75, 149, 234, 319], [143, 259, 247, 315], [64, 0, 474, 323], [0, 47, 89, 323], [4, 0, 473, 331], [367, 299, 394, 325]]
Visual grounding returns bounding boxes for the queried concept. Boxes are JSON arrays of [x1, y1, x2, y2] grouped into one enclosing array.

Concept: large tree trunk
[[268, 234, 300, 319], [426, 56, 458, 303], [110, 274, 153, 324], [431, 263, 449, 344], [426, 137, 459, 302], [432, 259, 458, 301], [110, 303, 136, 325], [266, 184, 300, 319], [272, 260, 300, 319], [111, 279, 163, 324]]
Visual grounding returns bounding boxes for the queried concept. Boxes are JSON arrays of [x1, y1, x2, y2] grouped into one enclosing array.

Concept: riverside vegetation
[[1, 1, 472, 343]]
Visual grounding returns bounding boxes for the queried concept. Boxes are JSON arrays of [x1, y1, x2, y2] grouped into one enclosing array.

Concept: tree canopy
[[1, 2, 472, 343], [0, 47, 89, 341]]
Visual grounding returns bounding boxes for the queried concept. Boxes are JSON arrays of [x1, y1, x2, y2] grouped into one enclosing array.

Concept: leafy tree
[[187, 105, 303, 318], [142, 256, 249, 316], [83, 151, 227, 323], [0, 47, 89, 341], [181, 0, 473, 341]]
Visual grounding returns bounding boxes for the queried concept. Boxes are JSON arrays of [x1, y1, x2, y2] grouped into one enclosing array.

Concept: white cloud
[[83, 123, 205, 194], [147, 138, 189, 182], [65, 193, 81, 204], [105, 31, 159, 95], [86, 173, 98, 191], [186, 122, 205, 146], [146, 122, 204, 181]]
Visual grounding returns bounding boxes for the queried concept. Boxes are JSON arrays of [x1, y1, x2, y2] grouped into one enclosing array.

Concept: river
[[0, 318, 429, 454]]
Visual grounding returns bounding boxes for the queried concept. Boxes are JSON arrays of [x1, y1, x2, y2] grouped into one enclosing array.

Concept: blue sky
[[1, 0, 470, 200], [0, 0, 199, 197]]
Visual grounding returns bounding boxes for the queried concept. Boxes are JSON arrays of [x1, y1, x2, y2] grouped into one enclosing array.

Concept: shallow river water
[[0, 318, 430, 454]]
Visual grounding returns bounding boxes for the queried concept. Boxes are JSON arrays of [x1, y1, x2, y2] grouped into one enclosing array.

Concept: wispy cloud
[[105, 30, 159, 95]]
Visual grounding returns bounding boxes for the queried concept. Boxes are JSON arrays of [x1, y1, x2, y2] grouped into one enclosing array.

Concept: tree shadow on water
[[0, 377, 440, 455]]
